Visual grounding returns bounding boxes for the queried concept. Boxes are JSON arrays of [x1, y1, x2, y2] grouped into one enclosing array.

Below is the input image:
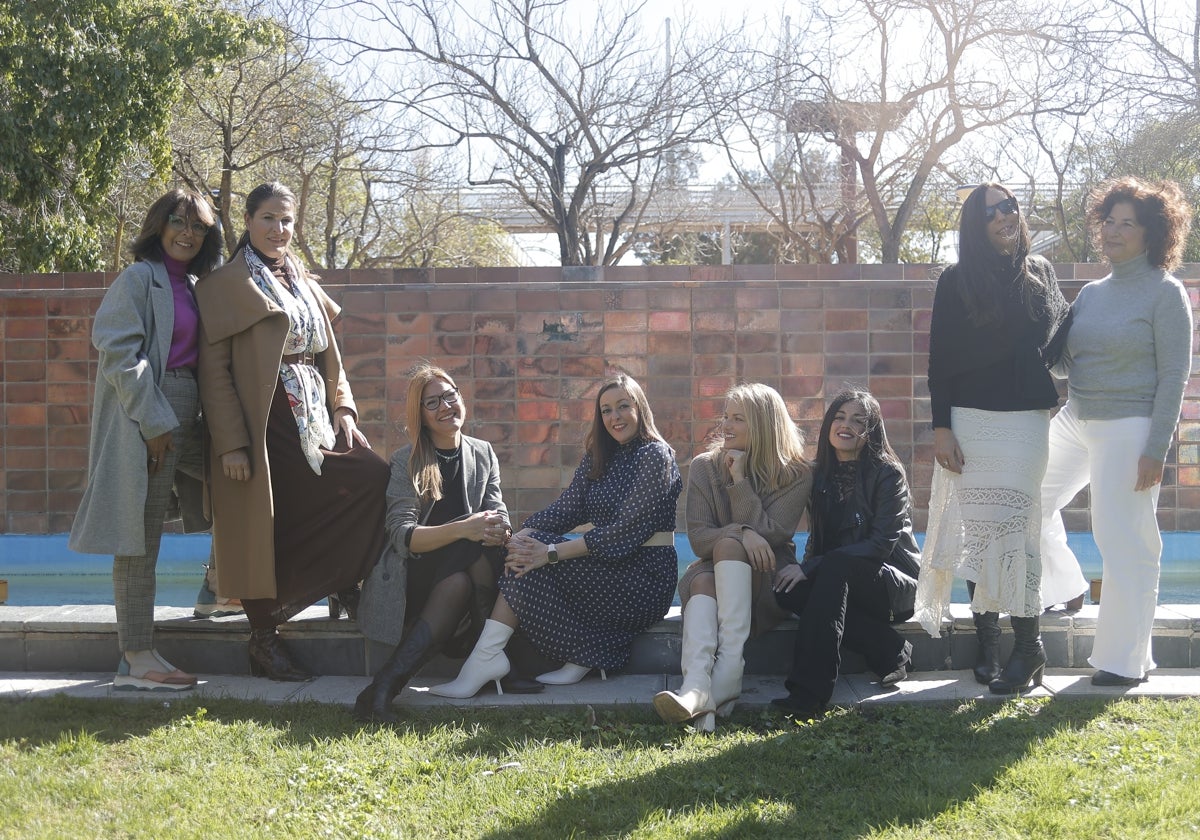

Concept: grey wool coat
[[357, 436, 510, 644], [69, 260, 206, 555]]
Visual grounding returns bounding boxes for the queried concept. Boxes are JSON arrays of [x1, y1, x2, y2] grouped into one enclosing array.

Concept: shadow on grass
[[0, 693, 1118, 838], [467, 700, 1116, 840], [0, 695, 357, 747]]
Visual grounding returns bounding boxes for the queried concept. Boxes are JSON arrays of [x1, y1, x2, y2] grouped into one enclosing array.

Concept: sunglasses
[[984, 196, 1019, 221], [167, 213, 212, 237], [421, 389, 461, 411]]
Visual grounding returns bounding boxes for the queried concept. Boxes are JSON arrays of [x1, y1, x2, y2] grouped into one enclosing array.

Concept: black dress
[[404, 448, 503, 652]]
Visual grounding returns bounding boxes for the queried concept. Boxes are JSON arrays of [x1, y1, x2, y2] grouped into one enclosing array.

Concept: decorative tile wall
[[3, 263, 1197, 534]]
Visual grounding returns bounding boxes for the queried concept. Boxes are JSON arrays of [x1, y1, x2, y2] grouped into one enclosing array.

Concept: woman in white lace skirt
[[914, 183, 1071, 695]]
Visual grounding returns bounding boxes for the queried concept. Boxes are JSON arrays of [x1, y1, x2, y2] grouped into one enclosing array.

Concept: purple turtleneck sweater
[[162, 254, 200, 371]]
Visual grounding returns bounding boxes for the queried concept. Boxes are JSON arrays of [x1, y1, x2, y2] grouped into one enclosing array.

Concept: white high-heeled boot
[[653, 594, 718, 729], [536, 663, 607, 685], [428, 619, 513, 698], [709, 561, 753, 718]]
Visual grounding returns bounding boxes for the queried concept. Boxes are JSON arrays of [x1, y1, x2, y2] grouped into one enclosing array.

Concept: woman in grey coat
[[354, 363, 512, 722], [69, 189, 223, 690]]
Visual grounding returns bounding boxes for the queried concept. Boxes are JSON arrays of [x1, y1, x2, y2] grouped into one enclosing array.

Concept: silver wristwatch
[[546, 543, 559, 564]]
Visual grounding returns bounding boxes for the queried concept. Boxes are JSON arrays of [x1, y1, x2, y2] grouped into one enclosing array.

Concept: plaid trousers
[[113, 369, 203, 651]]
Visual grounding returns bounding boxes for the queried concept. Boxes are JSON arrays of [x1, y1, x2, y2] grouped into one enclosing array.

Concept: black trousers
[[774, 556, 907, 706]]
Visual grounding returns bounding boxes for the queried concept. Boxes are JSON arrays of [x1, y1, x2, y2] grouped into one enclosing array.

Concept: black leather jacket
[[800, 459, 921, 621]]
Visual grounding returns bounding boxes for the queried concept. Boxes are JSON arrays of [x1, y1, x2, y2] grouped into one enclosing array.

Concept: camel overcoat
[[69, 260, 206, 555], [195, 249, 356, 599]]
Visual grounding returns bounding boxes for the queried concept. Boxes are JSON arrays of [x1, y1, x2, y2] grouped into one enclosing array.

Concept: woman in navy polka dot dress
[[430, 374, 682, 697]]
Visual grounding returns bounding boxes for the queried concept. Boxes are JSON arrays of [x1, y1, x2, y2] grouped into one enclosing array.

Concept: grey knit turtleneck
[[1059, 251, 1193, 462]]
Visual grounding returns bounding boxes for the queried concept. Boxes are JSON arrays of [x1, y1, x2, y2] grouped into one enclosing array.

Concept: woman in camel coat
[[197, 181, 388, 680]]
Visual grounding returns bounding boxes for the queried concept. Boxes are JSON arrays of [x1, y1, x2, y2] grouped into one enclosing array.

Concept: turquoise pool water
[[2, 533, 1199, 607]]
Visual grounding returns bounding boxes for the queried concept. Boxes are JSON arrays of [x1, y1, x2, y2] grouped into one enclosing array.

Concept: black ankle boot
[[989, 615, 1045, 695], [328, 585, 361, 620], [248, 628, 311, 682], [355, 621, 436, 723], [972, 611, 1002, 685]]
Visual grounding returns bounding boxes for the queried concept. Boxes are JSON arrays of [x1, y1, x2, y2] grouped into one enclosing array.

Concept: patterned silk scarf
[[244, 247, 335, 474]]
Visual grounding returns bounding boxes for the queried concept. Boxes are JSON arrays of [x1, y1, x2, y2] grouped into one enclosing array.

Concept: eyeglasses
[[167, 214, 212, 237], [984, 197, 1019, 221], [422, 389, 461, 411]]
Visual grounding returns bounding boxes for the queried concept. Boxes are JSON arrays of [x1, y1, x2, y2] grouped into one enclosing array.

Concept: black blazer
[[800, 460, 921, 621]]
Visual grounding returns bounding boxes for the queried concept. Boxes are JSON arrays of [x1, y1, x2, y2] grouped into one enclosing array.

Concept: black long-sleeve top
[[927, 255, 1069, 429]]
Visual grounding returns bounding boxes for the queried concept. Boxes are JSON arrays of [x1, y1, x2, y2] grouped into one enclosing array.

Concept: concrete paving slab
[[186, 674, 313, 703], [1050, 667, 1200, 698], [291, 675, 370, 707], [2, 669, 1199, 709], [846, 670, 1053, 704], [396, 674, 666, 708], [25, 605, 118, 632], [3, 672, 115, 700], [0, 676, 33, 698], [732, 674, 787, 708], [0, 606, 60, 631]]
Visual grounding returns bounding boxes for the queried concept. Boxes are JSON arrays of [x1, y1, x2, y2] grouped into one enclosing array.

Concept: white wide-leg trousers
[[1040, 402, 1160, 678]]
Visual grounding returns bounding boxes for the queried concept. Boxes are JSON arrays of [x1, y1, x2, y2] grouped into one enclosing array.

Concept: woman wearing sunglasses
[[354, 364, 515, 722], [70, 189, 224, 690], [1039, 178, 1192, 687], [915, 183, 1071, 694], [196, 182, 389, 681]]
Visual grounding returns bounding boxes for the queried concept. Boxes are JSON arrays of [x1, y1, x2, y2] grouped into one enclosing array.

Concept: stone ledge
[[2, 603, 1197, 676]]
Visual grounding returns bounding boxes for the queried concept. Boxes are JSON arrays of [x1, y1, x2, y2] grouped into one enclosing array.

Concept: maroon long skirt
[[243, 382, 389, 628]]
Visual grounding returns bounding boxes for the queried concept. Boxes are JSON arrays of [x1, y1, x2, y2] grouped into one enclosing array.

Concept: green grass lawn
[[2, 695, 1198, 839]]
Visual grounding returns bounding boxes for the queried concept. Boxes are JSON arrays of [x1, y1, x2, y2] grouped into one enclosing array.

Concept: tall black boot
[[355, 621, 436, 723], [989, 615, 1045, 695], [972, 611, 1002, 685]]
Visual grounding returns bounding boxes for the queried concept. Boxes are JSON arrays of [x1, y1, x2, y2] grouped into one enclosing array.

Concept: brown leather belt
[[281, 351, 316, 366]]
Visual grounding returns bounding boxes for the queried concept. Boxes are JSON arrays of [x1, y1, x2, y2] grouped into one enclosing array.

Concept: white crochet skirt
[[914, 407, 1050, 636]]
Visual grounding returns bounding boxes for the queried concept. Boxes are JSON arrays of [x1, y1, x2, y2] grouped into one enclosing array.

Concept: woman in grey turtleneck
[[1040, 177, 1194, 687]]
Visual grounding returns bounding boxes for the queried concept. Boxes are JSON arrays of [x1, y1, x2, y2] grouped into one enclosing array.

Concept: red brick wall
[[3, 263, 1198, 535]]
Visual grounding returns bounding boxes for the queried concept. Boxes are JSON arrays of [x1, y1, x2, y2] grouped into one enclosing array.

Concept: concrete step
[[6, 670, 1200, 710], [3, 603, 1198, 678]]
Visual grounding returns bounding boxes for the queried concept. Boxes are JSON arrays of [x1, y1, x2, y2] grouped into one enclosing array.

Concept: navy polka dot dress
[[499, 439, 682, 670]]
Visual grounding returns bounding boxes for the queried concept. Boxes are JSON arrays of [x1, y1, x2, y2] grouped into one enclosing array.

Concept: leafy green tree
[[0, 0, 257, 271], [1033, 115, 1200, 264]]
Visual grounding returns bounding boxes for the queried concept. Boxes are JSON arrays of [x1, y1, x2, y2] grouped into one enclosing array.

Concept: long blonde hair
[[707, 383, 809, 493], [405, 363, 459, 503]]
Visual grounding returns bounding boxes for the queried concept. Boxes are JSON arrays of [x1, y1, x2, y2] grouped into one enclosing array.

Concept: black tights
[[409, 554, 497, 656]]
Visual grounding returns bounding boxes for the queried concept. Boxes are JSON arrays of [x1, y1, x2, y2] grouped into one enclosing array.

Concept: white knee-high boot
[[428, 619, 512, 698], [653, 594, 718, 727], [709, 561, 753, 717]]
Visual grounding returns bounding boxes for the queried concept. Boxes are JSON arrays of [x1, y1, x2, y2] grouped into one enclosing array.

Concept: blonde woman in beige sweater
[[654, 383, 811, 731]]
